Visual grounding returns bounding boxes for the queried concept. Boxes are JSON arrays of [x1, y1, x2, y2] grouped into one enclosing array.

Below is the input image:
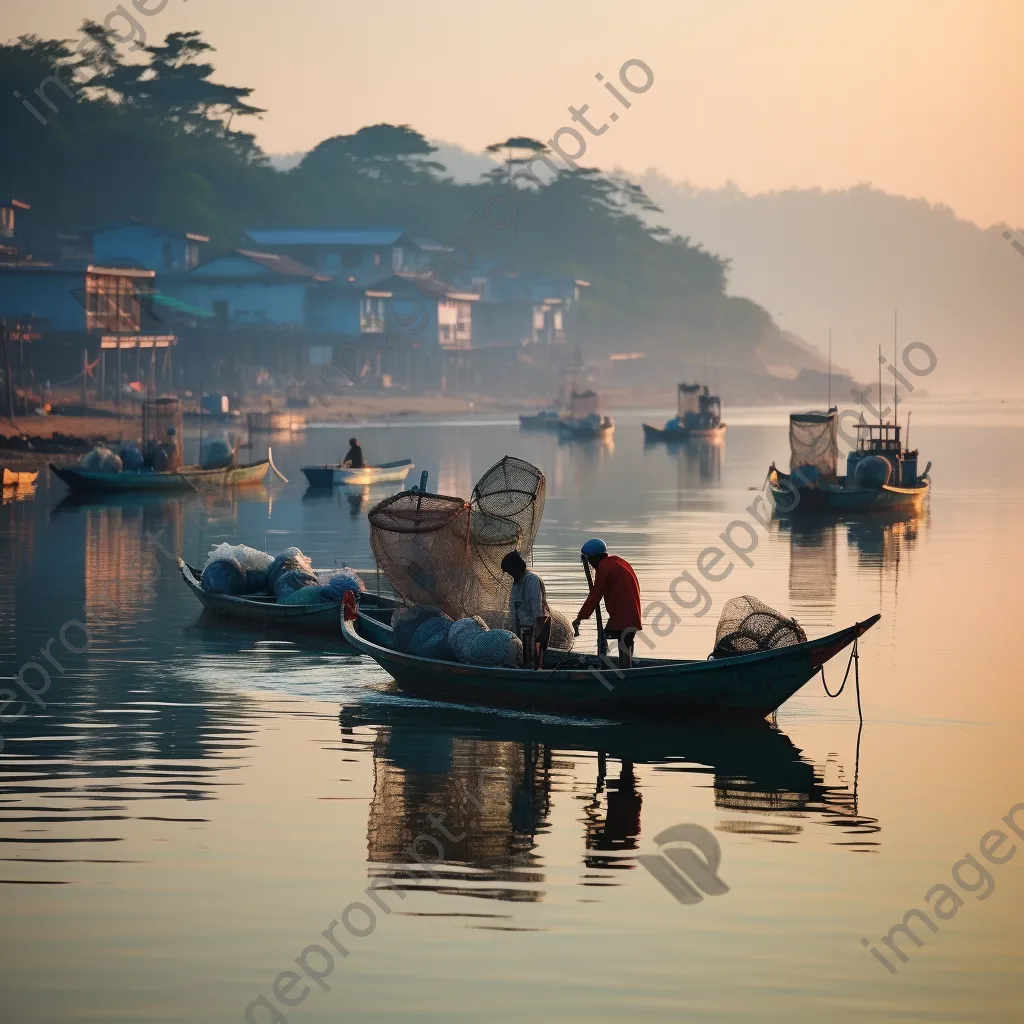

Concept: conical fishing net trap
[[368, 456, 546, 621]]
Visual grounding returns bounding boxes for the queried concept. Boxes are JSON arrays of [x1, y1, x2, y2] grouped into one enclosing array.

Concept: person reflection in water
[[585, 756, 643, 865]]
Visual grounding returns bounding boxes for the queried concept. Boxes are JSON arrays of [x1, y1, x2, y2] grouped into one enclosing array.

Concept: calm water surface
[[1, 406, 1021, 1022]]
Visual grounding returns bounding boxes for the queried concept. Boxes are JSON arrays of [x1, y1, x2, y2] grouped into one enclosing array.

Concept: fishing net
[[478, 607, 575, 652], [789, 411, 838, 480], [369, 456, 546, 621], [712, 596, 808, 659]]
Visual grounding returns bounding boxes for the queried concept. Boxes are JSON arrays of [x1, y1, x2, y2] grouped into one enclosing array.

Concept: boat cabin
[[847, 423, 919, 487], [678, 383, 722, 430]]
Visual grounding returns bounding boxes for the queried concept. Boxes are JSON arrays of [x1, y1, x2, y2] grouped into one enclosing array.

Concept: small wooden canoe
[[2, 467, 38, 487], [51, 458, 271, 494], [302, 459, 414, 488], [178, 559, 399, 633], [341, 612, 881, 719]]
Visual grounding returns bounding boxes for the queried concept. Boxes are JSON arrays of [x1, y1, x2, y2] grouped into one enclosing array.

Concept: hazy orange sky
[[8, 0, 1023, 227]]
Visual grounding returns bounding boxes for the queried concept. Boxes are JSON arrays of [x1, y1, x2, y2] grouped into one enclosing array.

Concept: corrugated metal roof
[[246, 229, 407, 247], [234, 249, 323, 277]]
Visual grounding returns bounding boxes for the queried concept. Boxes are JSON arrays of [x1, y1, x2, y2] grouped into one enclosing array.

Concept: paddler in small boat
[[343, 437, 365, 469], [501, 550, 552, 670], [573, 538, 642, 668]]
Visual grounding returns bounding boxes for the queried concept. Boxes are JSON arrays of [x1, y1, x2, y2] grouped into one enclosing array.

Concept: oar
[[267, 446, 289, 484], [582, 554, 608, 658]]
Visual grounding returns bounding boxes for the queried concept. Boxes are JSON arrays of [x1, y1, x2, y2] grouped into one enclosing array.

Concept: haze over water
[[1, 406, 1021, 1022]]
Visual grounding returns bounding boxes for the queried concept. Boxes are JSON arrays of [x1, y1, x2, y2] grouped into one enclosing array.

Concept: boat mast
[[828, 328, 832, 408], [893, 309, 898, 433], [877, 344, 882, 430]]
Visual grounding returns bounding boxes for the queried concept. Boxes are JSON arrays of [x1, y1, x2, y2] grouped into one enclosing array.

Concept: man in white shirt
[[501, 550, 552, 669]]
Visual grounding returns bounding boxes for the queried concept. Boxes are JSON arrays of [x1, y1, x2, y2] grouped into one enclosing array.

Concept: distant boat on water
[[557, 390, 614, 440], [768, 409, 930, 514], [642, 383, 726, 443]]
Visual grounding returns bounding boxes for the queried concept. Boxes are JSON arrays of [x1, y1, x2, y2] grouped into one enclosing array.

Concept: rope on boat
[[818, 636, 863, 720]]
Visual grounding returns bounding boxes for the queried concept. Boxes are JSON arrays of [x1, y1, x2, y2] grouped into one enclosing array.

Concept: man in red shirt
[[572, 539, 643, 668]]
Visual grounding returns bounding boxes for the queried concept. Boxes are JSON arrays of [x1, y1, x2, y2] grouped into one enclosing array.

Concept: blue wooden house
[[243, 228, 429, 288], [91, 221, 209, 273]]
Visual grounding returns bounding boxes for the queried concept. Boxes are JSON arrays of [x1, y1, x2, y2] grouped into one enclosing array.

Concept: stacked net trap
[[712, 596, 808, 659]]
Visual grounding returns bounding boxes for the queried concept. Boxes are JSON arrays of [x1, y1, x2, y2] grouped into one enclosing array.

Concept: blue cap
[[581, 538, 608, 557]]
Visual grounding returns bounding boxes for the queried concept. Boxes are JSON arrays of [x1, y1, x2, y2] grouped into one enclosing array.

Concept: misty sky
[[7, 0, 1023, 228]]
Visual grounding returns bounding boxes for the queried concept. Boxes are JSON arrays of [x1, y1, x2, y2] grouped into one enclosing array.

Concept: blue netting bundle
[[467, 629, 522, 667], [274, 568, 320, 600], [201, 557, 247, 595], [392, 606, 451, 653], [246, 569, 270, 594], [317, 568, 365, 603], [119, 444, 144, 470], [408, 616, 454, 660], [268, 547, 314, 592]]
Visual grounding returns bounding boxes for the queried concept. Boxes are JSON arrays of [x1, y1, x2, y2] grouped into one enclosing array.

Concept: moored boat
[[643, 383, 726, 443], [301, 459, 414, 488], [51, 457, 273, 494], [768, 410, 930, 515], [341, 611, 880, 719], [558, 414, 615, 440], [178, 559, 399, 633]]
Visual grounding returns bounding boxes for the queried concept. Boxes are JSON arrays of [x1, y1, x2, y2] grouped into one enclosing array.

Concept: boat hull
[[301, 459, 413, 488], [341, 614, 880, 719], [643, 422, 726, 443], [51, 460, 270, 494], [178, 560, 397, 633], [768, 467, 929, 515], [558, 420, 615, 440]]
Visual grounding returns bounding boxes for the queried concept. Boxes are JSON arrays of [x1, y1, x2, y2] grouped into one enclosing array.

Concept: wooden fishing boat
[[2, 467, 38, 487], [178, 559, 399, 633], [768, 420, 930, 515], [301, 459, 414, 488], [341, 612, 880, 719], [643, 383, 726, 443], [50, 457, 273, 494]]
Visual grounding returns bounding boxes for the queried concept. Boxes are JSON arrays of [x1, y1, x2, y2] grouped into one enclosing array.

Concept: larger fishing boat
[[768, 413, 930, 514]]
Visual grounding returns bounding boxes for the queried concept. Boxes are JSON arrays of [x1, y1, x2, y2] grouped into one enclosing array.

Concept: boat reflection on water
[[339, 701, 880, 905], [778, 518, 839, 624], [845, 508, 926, 569]]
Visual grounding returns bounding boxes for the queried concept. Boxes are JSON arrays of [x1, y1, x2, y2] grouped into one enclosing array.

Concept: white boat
[[301, 459, 414, 488]]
